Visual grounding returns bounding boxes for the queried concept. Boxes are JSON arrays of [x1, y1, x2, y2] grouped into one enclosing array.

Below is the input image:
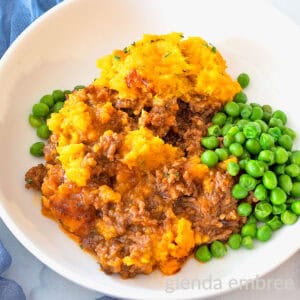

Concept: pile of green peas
[[28, 85, 85, 157], [196, 73, 300, 263]]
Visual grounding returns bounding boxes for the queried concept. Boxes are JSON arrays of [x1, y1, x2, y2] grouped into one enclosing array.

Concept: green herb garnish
[[164, 52, 172, 58]]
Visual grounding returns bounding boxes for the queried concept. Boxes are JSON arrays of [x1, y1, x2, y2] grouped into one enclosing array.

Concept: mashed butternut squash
[[95, 33, 240, 102], [121, 127, 182, 170]]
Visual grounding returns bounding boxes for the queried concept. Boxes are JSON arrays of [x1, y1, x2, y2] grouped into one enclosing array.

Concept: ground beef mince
[[24, 33, 245, 279], [25, 85, 244, 279], [25, 164, 47, 190]]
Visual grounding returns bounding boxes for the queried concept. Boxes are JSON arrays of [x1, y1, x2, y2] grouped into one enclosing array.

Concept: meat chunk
[[25, 164, 46, 190], [97, 132, 123, 161], [139, 98, 178, 137]]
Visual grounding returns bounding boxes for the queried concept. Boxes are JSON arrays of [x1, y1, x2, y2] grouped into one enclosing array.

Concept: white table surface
[[1, 0, 300, 299]]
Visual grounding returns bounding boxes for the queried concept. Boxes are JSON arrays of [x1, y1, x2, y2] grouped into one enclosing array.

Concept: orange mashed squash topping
[[27, 33, 244, 278], [95, 33, 240, 102]]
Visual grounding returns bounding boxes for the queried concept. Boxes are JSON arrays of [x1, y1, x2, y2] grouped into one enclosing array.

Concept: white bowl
[[0, 0, 300, 299]]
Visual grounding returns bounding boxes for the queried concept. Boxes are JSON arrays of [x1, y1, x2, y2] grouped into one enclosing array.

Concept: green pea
[[291, 200, 300, 216], [239, 159, 249, 170], [240, 105, 252, 119], [261, 104, 272, 113], [262, 171, 278, 190], [52, 90, 65, 102], [254, 201, 273, 221], [278, 134, 293, 151], [195, 245, 212, 262], [215, 148, 229, 161], [227, 162, 240, 176], [201, 150, 219, 168], [269, 117, 283, 128], [225, 116, 235, 125], [40, 94, 54, 107], [212, 112, 227, 126], [240, 150, 251, 160], [234, 132, 246, 144], [210, 241, 227, 258], [32, 103, 49, 117], [228, 233, 242, 250], [229, 143, 244, 157], [278, 174, 293, 194], [260, 133, 275, 150], [74, 85, 85, 90], [237, 202, 252, 217], [282, 127, 296, 140], [222, 124, 234, 136], [246, 215, 257, 225], [272, 204, 287, 215], [241, 223, 257, 238], [236, 119, 249, 130], [238, 102, 247, 111], [37, 124, 51, 139], [239, 174, 257, 191], [238, 102, 247, 110], [227, 126, 240, 136], [211, 112, 227, 126], [251, 103, 260, 108], [245, 139, 261, 155], [274, 164, 286, 175], [64, 90, 72, 96], [29, 142, 45, 157], [258, 160, 268, 172], [267, 216, 283, 231], [263, 111, 272, 123], [281, 210, 298, 225], [28, 114, 43, 128], [237, 102, 246, 108], [272, 110, 287, 125], [223, 135, 234, 147], [262, 104, 272, 113], [274, 147, 289, 164], [207, 125, 221, 137], [233, 91, 248, 104], [232, 184, 248, 200], [290, 151, 300, 166], [241, 236, 254, 249], [201, 136, 219, 150], [243, 122, 261, 139], [270, 187, 287, 205], [258, 150, 275, 165], [291, 182, 300, 197], [224, 101, 240, 117], [237, 73, 250, 89], [286, 198, 298, 204], [250, 106, 264, 121], [53, 101, 64, 113], [268, 127, 282, 141], [255, 120, 268, 133], [285, 164, 300, 177], [245, 160, 264, 178], [256, 224, 272, 242]]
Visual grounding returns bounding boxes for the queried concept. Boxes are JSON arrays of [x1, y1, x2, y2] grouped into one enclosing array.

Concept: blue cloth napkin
[[0, 2, 58, 299], [0, 241, 25, 300], [0, 0, 61, 57], [0, 1, 115, 299]]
